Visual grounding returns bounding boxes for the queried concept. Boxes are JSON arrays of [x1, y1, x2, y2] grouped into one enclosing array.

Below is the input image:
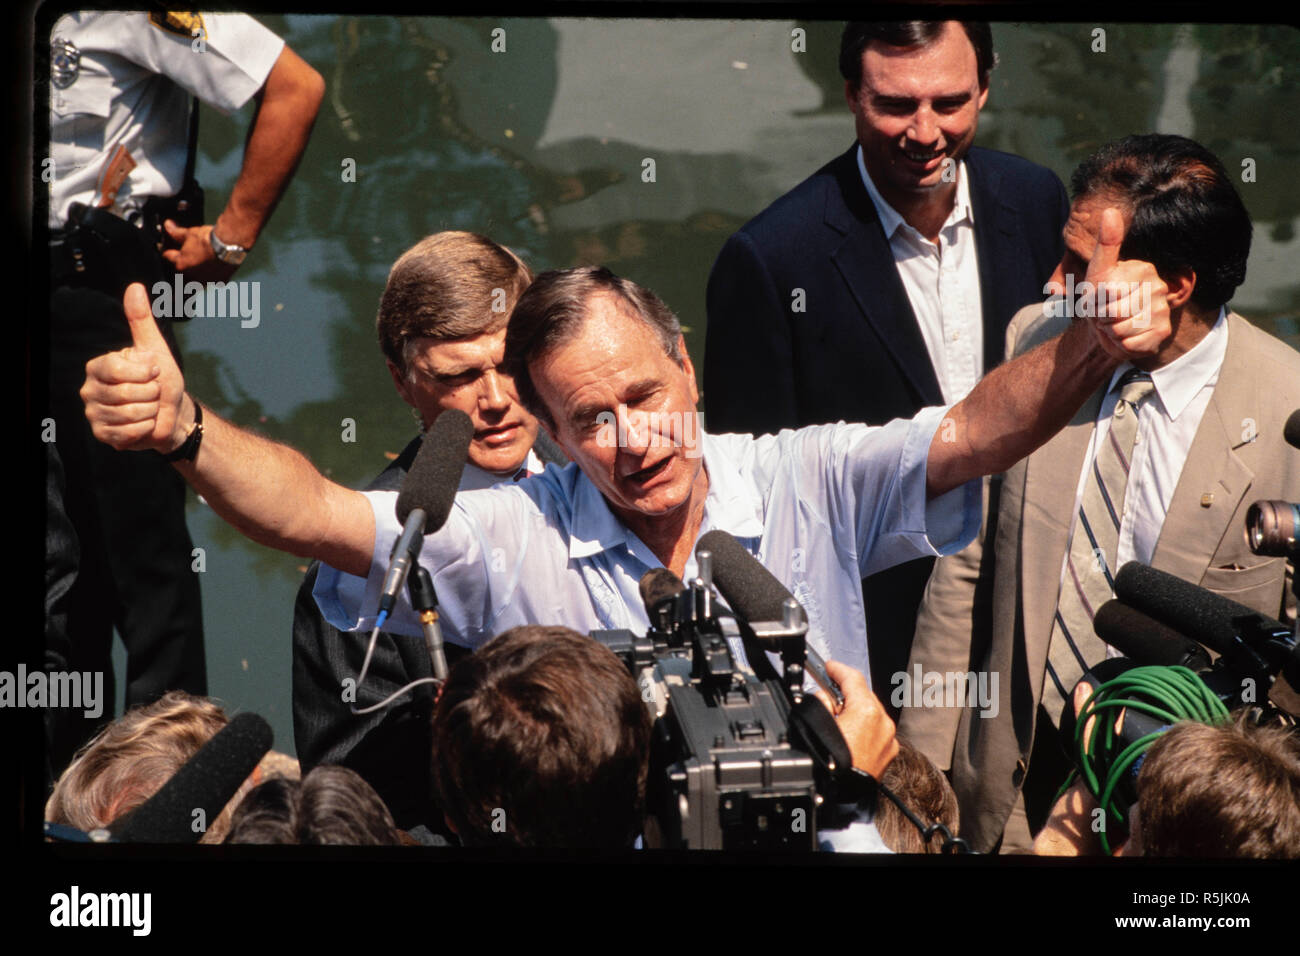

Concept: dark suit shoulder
[[966, 145, 1063, 189], [727, 144, 860, 252]]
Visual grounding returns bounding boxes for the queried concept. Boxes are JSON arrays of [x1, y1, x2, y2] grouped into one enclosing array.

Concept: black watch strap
[[161, 400, 203, 462]]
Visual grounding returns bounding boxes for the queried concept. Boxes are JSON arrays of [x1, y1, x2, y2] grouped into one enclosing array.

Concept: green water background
[[109, 17, 1300, 756]]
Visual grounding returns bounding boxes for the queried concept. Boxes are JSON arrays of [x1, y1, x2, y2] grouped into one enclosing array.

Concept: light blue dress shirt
[[316, 406, 980, 687]]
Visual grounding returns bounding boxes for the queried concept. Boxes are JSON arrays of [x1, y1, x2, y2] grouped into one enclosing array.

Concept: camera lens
[[1245, 500, 1299, 558]]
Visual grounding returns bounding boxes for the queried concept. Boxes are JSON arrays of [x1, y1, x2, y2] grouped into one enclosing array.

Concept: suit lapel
[[968, 154, 1020, 375], [1020, 386, 1105, 691], [1150, 313, 1256, 581], [826, 146, 944, 407]]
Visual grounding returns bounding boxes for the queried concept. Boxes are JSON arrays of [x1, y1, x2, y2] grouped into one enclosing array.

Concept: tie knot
[[1116, 369, 1155, 410]]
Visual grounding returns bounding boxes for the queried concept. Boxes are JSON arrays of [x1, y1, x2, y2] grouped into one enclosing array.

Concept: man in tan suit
[[901, 134, 1300, 854]]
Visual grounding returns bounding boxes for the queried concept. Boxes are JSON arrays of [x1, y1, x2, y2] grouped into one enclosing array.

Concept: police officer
[[46, 9, 323, 770]]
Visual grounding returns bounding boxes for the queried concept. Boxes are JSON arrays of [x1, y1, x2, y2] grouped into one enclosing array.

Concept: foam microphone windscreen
[[1092, 599, 1212, 669], [1112, 561, 1286, 659], [696, 529, 796, 624], [639, 567, 685, 611], [1285, 409, 1300, 451], [112, 712, 273, 843], [396, 409, 475, 532]]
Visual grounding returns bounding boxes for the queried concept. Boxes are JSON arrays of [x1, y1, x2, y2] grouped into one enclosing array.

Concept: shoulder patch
[[148, 11, 205, 40]]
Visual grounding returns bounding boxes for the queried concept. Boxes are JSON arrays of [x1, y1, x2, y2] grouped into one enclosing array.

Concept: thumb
[[1085, 207, 1125, 281], [163, 219, 185, 238], [123, 283, 171, 355]]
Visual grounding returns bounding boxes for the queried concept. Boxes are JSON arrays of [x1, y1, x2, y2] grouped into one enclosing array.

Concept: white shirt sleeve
[[823, 406, 980, 577], [117, 12, 285, 113], [313, 485, 539, 646]]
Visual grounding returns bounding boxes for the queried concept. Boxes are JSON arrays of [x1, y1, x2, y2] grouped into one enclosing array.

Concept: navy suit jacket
[[703, 142, 1067, 700]]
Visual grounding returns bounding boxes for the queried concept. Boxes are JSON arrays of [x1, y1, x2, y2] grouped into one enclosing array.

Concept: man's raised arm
[[926, 208, 1170, 498], [81, 283, 374, 578]]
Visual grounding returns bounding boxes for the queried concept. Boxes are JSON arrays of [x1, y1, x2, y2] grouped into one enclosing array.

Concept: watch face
[[210, 231, 247, 264]]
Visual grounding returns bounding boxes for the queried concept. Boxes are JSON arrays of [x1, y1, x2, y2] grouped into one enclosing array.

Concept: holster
[[52, 177, 205, 313]]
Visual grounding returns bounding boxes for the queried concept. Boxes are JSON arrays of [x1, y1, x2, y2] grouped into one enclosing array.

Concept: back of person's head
[[223, 765, 402, 845], [376, 230, 533, 378], [874, 736, 960, 853], [45, 691, 255, 843], [431, 625, 652, 848], [1069, 133, 1251, 312], [1136, 713, 1300, 858]]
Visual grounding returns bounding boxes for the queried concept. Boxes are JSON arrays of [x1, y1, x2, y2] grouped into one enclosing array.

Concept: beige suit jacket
[[900, 305, 1300, 853]]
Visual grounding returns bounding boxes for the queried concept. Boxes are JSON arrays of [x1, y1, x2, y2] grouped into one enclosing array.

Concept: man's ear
[[1163, 266, 1197, 311], [443, 813, 458, 836], [676, 334, 699, 407], [386, 359, 415, 408]]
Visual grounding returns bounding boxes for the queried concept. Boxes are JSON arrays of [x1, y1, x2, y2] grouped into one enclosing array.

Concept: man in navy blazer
[[704, 21, 1068, 703]]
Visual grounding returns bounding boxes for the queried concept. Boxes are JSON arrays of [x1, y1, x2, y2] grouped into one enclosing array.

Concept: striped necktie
[[1044, 368, 1156, 721]]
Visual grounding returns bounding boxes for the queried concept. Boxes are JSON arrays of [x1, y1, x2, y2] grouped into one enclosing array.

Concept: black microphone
[[1092, 599, 1213, 670], [378, 409, 475, 622], [1113, 561, 1299, 694], [639, 567, 686, 635], [696, 529, 794, 624], [1283, 408, 1300, 450], [111, 712, 272, 843], [1113, 562, 1287, 660], [639, 567, 685, 611]]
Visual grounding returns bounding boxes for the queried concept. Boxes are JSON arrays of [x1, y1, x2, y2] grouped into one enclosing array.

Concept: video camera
[[593, 530, 951, 852]]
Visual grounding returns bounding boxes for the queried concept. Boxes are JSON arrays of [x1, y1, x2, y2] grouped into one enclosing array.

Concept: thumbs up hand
[[81, 283, 191, 453], [1083, 207, 1171, 362]]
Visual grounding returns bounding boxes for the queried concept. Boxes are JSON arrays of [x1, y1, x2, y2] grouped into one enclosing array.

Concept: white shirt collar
[[1105, 307, 1228, 422], [457, 448, 544, 492], [565, 432, 765, 561], [856, 144, 973, 240]]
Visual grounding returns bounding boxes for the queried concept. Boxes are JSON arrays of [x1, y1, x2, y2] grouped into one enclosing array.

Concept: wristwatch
[[209, 228, 248, 266], [161, 400, 204, 463]]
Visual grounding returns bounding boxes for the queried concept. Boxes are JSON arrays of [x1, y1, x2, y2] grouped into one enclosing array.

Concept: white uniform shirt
[[49, 11, 284, 227], [315, 409, 982, 686], [1062, 308, 1229, 583], [857, 146, 985, 405]]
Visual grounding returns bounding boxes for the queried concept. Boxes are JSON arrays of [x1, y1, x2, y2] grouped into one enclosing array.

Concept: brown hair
[[223, 765, 402, 845], [1069, 135, 1251, 311], [376, 231, 533, 377], [839, 21, 995, 90], [44, 691, 261, 844], [875, 736, 960, 853], [503, 266, 683, 428], [1136, 714, 1300, 858], [431, 625, 653, 848]]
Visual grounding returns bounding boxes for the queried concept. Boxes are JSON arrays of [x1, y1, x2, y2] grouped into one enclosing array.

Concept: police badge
[[51, 36, 80, 90]]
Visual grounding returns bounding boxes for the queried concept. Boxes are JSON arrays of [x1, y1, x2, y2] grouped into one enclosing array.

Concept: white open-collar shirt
[[316, 408, 980, 688]]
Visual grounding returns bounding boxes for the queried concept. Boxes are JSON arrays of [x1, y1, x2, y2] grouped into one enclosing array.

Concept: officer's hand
[[814, 659, 899, 779], [1083, 207, 1171, 362], [82, 283, 190, 454], [160, 220, 238, 283]]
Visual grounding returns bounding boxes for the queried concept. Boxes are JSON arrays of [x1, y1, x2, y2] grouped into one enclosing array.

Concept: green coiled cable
[[1060, 665, 1230, 854]]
